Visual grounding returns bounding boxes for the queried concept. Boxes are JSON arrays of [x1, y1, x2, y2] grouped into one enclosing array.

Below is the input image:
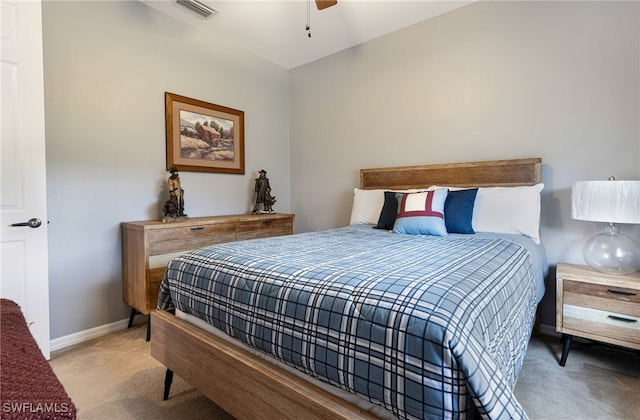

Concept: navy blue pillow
[[444, 188, 478, 234], [374, 191, 399, 230]]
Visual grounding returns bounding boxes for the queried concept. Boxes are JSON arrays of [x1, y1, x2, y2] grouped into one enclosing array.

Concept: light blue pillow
[[392, 189, 448, 236]]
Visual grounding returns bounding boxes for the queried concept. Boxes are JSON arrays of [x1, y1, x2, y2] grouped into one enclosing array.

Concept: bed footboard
[[150, 310, 376, 420]]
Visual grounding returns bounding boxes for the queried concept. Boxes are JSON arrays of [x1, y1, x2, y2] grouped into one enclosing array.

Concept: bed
[[151, 157, 546, 419]]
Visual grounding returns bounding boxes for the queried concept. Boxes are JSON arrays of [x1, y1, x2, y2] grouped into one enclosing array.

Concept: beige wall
[[290, 1, 640, 327], [42, 1, 290, 339]]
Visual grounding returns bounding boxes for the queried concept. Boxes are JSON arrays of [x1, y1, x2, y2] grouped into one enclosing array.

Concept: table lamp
[[571, 178, 640, 274]]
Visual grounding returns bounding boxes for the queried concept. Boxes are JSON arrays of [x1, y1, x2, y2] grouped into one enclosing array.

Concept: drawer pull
[[607, 315, 637, 323], [607, 289, 637, 296], [191, 227, 205, 231]]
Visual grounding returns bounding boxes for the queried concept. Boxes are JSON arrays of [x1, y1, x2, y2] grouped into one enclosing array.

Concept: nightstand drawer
[[564, 280, 640, 317], [564, 304, 640, 344], [564, 279, 640, 304]]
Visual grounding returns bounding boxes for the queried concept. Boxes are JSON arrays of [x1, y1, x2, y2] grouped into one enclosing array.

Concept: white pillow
[[472, 184, 544, 243], [349, 188, 386, 225], [349, 188, 427, 225]]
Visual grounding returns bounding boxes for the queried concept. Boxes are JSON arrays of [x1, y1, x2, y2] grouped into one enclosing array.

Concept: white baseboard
[[49, 320, 559, 353], [50, 318, 131, 352]]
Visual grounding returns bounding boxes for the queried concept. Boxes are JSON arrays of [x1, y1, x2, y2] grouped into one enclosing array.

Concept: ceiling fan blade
[[315, 0, 337, 10]]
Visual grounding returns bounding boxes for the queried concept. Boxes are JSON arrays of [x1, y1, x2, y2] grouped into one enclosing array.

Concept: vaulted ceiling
[[139, 0, 474, 69]]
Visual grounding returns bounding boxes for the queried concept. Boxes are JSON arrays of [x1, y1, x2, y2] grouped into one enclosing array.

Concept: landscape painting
[[165, 92, 245, 174]]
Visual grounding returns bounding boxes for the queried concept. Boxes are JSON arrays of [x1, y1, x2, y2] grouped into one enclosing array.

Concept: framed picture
[[165, 92, 244, 174]]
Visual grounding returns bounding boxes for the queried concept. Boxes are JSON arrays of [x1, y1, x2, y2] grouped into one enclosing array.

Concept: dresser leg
[[163, 369, 174, 400], [128, 308, 150, 341], [127, 308, 137, 328], [559, 334, 572, 367], [146, 315, 151, 342]]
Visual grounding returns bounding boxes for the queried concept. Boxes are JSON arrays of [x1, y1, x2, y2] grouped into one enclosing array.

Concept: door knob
[[11, 218, 42, 228]]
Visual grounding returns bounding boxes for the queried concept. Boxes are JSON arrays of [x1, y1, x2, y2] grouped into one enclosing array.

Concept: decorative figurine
[[162, 167, 187, 222], [252, 169, 275, 213], [264, 189, 276, 213]]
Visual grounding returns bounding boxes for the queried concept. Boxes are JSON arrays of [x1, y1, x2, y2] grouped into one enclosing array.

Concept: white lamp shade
[[571, 180, 640, 224]]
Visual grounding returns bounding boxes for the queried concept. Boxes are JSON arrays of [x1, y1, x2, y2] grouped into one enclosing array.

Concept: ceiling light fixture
[[176, 0, 219, 18]]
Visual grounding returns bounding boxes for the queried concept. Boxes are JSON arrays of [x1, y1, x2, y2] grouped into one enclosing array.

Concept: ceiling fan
[[315, 0, 337, 11], [306, 0, 337, 37]]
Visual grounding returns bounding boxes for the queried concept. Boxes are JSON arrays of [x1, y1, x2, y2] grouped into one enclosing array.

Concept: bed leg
[[163, 369, 174, 401], [146, 315, 151, 342]]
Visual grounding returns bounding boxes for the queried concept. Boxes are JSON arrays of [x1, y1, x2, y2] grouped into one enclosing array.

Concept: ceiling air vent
[[176, 0, 220, 18]]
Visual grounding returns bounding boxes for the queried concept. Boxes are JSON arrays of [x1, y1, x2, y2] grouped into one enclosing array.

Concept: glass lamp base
[[583, 225, 640, 275]]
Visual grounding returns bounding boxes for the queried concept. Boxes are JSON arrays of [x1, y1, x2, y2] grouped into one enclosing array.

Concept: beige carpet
[[49, 322, 230, 420], [50, 322, 639, 419], [515, 333, 640, 420]]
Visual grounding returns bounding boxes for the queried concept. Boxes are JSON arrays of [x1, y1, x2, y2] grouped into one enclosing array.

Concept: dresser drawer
[[148, 224, 236, 255], [236, 217, 293, 241], [147, 276, 164, 312]]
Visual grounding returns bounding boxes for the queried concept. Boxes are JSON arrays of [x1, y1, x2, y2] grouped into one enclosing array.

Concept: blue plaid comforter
[[158, 225, 546, 419]]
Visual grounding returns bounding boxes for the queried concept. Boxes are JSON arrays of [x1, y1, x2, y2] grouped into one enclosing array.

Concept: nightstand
[[556, 263, 640, 366]]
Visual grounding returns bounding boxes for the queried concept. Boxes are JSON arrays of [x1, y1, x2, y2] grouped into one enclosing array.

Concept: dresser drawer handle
[[607, 315, 637, 323], [191, 227, 205, 231], [607, 289, 637, 296]]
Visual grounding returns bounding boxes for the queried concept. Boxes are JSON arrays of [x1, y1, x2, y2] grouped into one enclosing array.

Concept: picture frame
[[165, 92, 245, 174]]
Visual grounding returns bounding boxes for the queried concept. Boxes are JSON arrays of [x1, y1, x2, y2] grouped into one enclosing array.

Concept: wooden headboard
[[360, 158, 542, 190]]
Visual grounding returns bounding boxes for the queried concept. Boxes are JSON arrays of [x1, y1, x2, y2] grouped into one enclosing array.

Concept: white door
[[0, 0, 50, 359]]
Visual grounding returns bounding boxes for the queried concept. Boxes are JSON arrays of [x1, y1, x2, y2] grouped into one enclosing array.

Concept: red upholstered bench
[[0, 299, 76, 419]]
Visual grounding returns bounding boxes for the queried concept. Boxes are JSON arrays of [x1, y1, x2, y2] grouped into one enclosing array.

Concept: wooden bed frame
[[150, 157, 542, 419]]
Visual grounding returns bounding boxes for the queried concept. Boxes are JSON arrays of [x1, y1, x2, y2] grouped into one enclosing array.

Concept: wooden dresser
[[121, 213, 294, 339], [556, 263, 640, 366]]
